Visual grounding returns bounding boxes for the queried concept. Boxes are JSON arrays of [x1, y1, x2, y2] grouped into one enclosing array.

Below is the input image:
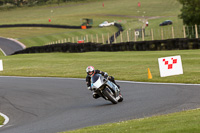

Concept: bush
[[11, 38, 200, 55]]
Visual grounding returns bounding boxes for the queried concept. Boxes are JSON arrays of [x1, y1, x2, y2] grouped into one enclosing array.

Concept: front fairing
[[91, 74, 105, 89]]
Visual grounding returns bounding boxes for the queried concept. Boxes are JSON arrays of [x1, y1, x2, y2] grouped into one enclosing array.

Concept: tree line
[[177, 0, 200, 37], [1, 0, 199, 26], [177, 0, 200, 26], [0, 0, 87, 6]]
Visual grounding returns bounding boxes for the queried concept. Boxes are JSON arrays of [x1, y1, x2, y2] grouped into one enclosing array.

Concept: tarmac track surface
[[0, 37, 25, 56], [0, 76, 200, 133]]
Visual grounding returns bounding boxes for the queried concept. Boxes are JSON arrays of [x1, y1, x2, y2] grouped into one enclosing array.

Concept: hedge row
[[12, 43, 101, 54], [12, 38, 200, 55]]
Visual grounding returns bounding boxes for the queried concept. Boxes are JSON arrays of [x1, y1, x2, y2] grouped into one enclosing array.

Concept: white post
[[161, 28, 164, 40], [151, 28, 154, 40], [86, 35, 88, 42], [102, 34, 104, 44], [120, 32, 123, 42], [108, 33, 110, 44], [114, 32, 116, 43], [172, 26, 175, 38], [127, 30, 129, 42], [183, 26, 186, 38], [142, 28, 144, 41], [134, 30, 137, 42], [195, 24, 198, 38], [0, 60, 3, 71]]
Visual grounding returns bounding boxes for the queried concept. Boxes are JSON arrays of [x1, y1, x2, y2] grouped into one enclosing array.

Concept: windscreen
[[91, 74, 101, 83]]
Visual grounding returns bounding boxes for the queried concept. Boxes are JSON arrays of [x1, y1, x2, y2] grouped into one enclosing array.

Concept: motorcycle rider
[[86, 66, 120, 99]]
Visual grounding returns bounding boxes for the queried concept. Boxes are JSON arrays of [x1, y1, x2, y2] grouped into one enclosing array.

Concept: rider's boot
[[93, 92, 100, 99]]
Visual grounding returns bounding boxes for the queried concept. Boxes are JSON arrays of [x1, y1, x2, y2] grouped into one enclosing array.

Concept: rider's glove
[[104, 72, 108, 76], [88, 86, 92, 91], [104, 72, 108, 79]]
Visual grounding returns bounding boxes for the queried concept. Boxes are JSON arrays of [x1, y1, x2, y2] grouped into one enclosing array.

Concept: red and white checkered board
[[158, 55, 183, 77]]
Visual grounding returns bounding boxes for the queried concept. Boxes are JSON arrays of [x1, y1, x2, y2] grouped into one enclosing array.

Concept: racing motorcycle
[[91, 73, 123, 104]]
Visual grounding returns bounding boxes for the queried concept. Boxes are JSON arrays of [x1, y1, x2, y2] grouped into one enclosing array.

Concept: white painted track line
[[0, 112, 9, 128]]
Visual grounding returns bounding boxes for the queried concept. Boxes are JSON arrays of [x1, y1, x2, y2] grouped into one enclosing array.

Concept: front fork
[[106, 81, 120, 97]]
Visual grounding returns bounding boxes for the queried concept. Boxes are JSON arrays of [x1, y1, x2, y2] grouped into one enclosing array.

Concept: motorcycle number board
[[158, 55, 183, 77]]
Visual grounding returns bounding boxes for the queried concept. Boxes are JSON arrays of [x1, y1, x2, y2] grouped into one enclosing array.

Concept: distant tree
[[0, 0, 88, 7], [0, 0, 14, 5], [0, 0, 4, 5], [177, 0, 200, 25]]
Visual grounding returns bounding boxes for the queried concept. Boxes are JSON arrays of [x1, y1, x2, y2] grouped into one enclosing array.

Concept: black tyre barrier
[[11, 38, 200, 55], [106, 23, 124, 44], [0, 24, 92, 29]]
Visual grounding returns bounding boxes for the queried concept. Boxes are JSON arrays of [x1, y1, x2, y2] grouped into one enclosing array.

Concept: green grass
[[0, 0, 199, 131], [0, 0, 183, 47], [0, 115, 4, 127], [0, 50, 200, 83], [0, 49, 4, 56], [0, 26, 118, 47], [0, 0, 181, 25], [61, 109, 200, 133]]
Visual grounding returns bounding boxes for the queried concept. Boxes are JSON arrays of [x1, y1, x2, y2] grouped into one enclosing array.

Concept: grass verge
[[0, 50, 199, 84], [60, 109, 200, 133]]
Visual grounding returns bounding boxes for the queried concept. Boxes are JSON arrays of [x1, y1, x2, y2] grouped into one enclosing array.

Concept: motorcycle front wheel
[[103, 88, 118, 104]]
